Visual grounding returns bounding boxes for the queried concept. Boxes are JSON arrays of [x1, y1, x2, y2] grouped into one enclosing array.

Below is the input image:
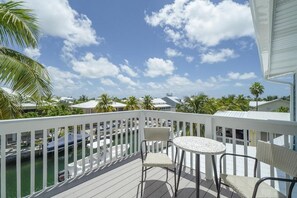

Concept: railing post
[[1, 134, 6, 198], [205, 116, 213, 180], [139, 111, 145, 150]]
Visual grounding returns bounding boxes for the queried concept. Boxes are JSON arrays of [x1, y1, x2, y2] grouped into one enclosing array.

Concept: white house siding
[[250, 100, 290, 112]]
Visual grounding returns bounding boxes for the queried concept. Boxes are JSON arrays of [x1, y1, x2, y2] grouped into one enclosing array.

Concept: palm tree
[[0, 88, 20, 118], [0, 1, 51, 119], [182, 94, 209, 114], [96, 93, 115, 112], [249, 82, 264, 111], [125, 96, 139, 110], [142, 95, 154, 110], [41, 93, 56, 106], [217, 95, 248, 111], [77, 95, 89, 103]]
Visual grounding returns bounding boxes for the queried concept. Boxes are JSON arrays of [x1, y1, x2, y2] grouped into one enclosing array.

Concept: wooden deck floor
[[34, 155, 239, 198]]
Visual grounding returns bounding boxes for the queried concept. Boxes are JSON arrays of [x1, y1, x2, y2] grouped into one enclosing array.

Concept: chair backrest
[[144, 127, 170, 141], [256, 140, 297, 177]]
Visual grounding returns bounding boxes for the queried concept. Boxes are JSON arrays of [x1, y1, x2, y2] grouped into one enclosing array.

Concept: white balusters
[[42, 129, 47, 189], [31, 130, 35, 194], [81, 124, 86, 174], [64, 127, 69, 181], [1, 134, 6, 197], [16, 132, 21, 198]]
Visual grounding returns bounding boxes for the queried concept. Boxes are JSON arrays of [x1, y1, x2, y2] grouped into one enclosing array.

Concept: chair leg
[[141, 166, 144, 197], [174, 167, 177, 197], [166, 168, 169, 181], [144, 167, 147, 179], [217, 177, 221, 198]]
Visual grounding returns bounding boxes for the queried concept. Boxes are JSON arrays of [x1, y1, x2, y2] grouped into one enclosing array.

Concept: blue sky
[[20, 0, 290, 98]]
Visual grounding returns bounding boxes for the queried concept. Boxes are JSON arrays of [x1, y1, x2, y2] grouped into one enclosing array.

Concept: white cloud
[[24, 48, 41, 59], [185, 56, 194, 63], [165, 48, 183, 57], [47, 66, 81, 93], [144, 58, 175, 78], [201, 48, 236, 64], [145, 0, 253, 47], [209, 75, 230, 83], [147, 82, 164, 89], [166, 75, 192, 86], [71, 53, 120, 78], [87, 81, 93, 85], [227, 72, 257, 80], [235, 83, 243, 87], [196, 79, 217, 89], [101, 78, 117, 87], [117, 74, 137, 87], [120, 64, 138, 77], [24, 0, 99, 57]]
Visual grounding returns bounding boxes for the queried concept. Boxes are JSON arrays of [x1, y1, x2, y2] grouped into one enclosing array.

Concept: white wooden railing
[[0, 110, 296, 197]]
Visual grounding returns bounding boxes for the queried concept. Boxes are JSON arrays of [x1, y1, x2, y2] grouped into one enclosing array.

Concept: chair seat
[[221, 174, 286, 198], [143, 153, 174, 168]]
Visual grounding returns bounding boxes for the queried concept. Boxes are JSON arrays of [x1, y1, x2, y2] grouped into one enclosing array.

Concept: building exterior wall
[[250, 100, 290, 112], [161, 97, 180, 112], [258, 100, 289, 111]]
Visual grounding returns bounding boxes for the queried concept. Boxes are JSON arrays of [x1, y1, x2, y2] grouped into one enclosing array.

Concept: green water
[[4, 133, 138, 198]]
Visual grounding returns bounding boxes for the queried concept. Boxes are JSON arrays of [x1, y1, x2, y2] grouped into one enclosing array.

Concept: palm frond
[[0, 1, 39, 48], [0, 87, 20, 119], [0, 47, 52, 100]]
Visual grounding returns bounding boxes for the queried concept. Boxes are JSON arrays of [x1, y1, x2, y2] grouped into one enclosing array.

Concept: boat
[[47, 132, 90, 152], [59, 143, 130, 180], [87, 138, 111, 149]]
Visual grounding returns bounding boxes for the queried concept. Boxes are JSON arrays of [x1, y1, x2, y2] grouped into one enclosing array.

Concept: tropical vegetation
[[21, 102, 83, 118], [249, 82, 264, 111], [176, 94, 249, 114], [125, 96, 139, 110], [96, 93, 115, 112], [0, 1, 51, 119], [142, 95, 154, 110]]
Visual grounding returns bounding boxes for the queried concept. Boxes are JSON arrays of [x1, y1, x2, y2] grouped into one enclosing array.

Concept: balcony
[[0, 110, 296, 197]]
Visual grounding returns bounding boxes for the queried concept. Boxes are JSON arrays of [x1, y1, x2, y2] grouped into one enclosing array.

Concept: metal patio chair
[[140, 127, 176, 197], [218, 140, 297, 198]]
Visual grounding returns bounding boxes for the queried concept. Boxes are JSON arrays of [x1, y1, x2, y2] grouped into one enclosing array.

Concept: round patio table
[[173, 136, 226, 198]]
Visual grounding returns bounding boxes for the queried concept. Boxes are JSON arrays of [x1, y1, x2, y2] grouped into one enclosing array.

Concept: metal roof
[[152, 98, 167, 104], [70, 100, 126, 109], [250, 0, 297, 78], [249, 101, 269, 107], [153, 104, 171, 108], [165, 96, 181, 104], [214, 110, 290, 121]]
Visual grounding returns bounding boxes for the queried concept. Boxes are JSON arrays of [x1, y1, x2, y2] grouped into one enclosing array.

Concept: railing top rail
[[213, 115, 297, 135], [142, 110, 212, 123], [0, 111, 141, 133], [0, 110, 296, 135]]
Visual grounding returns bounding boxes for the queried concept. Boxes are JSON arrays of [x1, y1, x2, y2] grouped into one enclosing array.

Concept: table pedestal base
[[176, 152, 220, 198]]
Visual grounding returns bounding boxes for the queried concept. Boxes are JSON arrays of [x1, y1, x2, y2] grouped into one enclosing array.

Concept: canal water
[[4, 133, 137, 198]]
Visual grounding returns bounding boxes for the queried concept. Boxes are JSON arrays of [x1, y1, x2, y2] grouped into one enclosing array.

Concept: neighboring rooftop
[[249, 99, 289, 108], [214, 110, 290, 121], [70, 100, 126, 109], [250, 0, 297, 78]]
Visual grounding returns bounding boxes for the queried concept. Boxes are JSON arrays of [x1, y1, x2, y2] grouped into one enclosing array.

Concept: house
[[249, 99, 290, 112], [250, 0, 297, 149], [60, 97, 75, 104], [70, 100, 126, 113], [162, 96, 181, 111], [214, 110, 290, 146], [152, 98, 171, 111]]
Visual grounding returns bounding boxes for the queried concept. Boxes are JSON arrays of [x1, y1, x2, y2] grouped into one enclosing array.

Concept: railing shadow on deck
[[32, 154, 141, 198]]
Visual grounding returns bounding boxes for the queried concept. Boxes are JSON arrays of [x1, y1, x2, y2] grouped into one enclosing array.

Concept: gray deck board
[[35, 155, 237, 198]]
